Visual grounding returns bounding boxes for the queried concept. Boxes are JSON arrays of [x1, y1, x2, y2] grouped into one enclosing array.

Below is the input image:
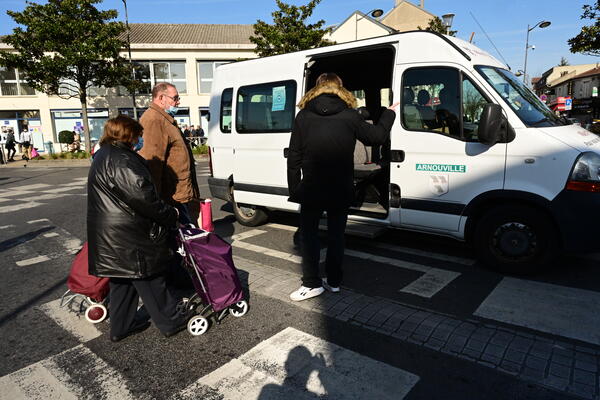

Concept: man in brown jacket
[[140, 82, 200, 223]]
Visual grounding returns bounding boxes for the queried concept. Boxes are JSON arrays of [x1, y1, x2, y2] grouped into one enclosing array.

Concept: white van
[[207, 31, 600, 274]]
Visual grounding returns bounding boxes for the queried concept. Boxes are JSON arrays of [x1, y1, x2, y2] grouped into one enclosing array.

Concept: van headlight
[[566, 152, 600, 192]]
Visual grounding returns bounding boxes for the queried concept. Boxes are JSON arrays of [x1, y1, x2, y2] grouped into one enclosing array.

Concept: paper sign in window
[[272, 86, 286, 111]]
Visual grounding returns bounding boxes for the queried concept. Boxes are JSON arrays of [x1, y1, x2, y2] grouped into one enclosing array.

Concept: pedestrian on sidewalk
[[287, 72, 398, 301], [87, 115, 187, 341], [20, 128, 32, 160], [5, 130, 16, 161]]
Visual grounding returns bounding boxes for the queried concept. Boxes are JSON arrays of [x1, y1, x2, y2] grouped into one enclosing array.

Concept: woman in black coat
[[88, 116, 186, 341], [287, 73, 398, 301]]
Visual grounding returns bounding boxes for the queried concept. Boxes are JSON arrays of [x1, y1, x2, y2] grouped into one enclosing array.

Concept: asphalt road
[[0, 161, 598, 399]]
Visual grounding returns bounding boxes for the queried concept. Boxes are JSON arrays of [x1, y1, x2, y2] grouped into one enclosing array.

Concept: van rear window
[[236, 80, 296, 133], [220, 88, 233, 133]]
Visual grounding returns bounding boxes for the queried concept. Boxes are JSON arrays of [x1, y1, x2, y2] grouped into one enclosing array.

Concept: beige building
[[326, 0, 440, 44], [0, 24, 256, 152]]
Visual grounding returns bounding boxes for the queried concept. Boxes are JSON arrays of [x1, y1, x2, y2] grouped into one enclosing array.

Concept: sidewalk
[[1, 154, 208, 169]]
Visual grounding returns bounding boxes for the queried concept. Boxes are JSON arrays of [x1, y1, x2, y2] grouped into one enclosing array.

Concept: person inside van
[[416, 89, 436, 128], [435, 87, 460, 136], [287, 72, 399, 301]]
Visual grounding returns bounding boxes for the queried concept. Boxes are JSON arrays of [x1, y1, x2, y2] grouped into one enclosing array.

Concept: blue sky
[[0, 0, 598, 78]]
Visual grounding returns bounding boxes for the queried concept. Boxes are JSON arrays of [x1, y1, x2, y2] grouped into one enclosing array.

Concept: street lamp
[[523, 20, 551, 86], [355, 9, 384, 41], [441, 13, 455, 35], [122, 0, 137, 120]]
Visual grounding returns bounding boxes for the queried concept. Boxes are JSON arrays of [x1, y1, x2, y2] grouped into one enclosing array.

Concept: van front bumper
[[551, 189, 600, 253], [208, 177, 230, 201]]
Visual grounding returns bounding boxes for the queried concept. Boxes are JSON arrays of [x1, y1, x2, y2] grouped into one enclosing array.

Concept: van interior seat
[[246, 102, 272, 130], [402, 88, 423, 130], [354, 140, 381, 179]]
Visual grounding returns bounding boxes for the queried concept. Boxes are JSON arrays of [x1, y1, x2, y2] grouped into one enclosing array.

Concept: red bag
[[67, 242, 109, 302], [198, 199, 214, 232]]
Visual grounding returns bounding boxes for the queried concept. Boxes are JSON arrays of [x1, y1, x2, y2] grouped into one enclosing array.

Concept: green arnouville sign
[[415, 163, 467, 173]]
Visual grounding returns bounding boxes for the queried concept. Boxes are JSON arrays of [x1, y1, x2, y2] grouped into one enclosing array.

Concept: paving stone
[[481, 353, 501, 366], [410, 333, 429, 344], [576, 346, 597, 355], [521, 367, 545, 382], [466, 338, 487, 353], [472, 327, 495, 341], [509, 337, 534, 353], [575, 352, 596, 364], [575, 360, 598, 373], [568, 382, 595, 400], [490, 331, 514, 347], [530, 341, 554, 359], [424, 338, 445, 351], [447, 333, 469, 348], [483, 343, 506, 359], [543, 375, 569, 392], [443, 318, 462, 328], [573, 369, 596, 386], [549, 362, 571, 379], [455, 322, 477, 336], [431, 326, 452, 342], [414, 324, 435, 338], [525, 355, 547, 371], [553, 347, 574, 358], [462, 348, 481, 360], [499, 360, 521, 375], [391, 330, 411, 341], [399, 320, 419, 333], [551, 353, 573, 367]]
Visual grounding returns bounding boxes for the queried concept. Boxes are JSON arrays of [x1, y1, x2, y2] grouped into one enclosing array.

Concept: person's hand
[[388, 102, 400, 111]]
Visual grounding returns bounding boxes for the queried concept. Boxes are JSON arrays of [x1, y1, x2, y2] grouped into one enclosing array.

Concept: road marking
[[39, 299, 103, 343], [19, 194, 69, 202], [475, 277, 600, 346], [0, 345, 133, 400], [16, 255, 50, 266], [0, 224, 15, 229], [43, 233, 60, 238], [42, 186, 85, 194], [234, 228, 459, 298], [27, 219, 50, 224], [0, 202, 43, 214], [15, 184, 51, 191], [268, 223, 475, 266], [177, 327, 419, 400], [62, 181, 87, 186], [345, 250, 460, 298], [0, 191, 33, 198]]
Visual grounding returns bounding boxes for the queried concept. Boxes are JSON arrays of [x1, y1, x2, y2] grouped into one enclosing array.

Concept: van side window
[[236, 80, 297, 133], [220, 88, 233, 133], [462, 77, 488, 141], [402, 68, 461, 139]]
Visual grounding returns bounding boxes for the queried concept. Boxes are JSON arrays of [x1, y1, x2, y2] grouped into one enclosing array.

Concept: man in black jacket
[[287, 73, 398, 301]]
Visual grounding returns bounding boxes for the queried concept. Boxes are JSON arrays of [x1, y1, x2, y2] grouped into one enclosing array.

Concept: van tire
[[231, 186, 269, 226], [473, 205, 558, 275]]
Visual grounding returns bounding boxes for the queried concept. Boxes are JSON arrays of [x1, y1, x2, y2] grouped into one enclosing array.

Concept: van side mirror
[[478, 103, 514, 145]]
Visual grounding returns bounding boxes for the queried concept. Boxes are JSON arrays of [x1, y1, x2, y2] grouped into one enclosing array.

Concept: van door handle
[[283, 148, 289, 158], [391, 150, 405, 162]]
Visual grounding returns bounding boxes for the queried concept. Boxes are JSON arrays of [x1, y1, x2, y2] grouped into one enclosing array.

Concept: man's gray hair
[[152, 82, 176, 99]]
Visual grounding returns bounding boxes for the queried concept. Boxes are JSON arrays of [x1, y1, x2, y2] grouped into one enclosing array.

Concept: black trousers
[[109, 274, 180, 337], [300, 204, 348, 288]]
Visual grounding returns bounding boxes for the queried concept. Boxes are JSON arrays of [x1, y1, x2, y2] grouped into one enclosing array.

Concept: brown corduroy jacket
[[139, 103, 200, 204]]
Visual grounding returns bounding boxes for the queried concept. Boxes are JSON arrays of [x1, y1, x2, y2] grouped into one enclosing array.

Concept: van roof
[[220, 30, 507, 71]]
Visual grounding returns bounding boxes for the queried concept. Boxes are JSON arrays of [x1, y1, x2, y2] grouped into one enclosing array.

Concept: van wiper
[[530, 117, 550, 126]]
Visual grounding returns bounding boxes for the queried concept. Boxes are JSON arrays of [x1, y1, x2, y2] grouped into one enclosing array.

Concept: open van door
[[231, 71, 303, 220], [389, 65, 507, 233]]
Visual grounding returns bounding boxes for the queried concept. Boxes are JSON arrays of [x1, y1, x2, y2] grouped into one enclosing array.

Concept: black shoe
[[162, 318, 188, 338], [110, 321, 151, 343]]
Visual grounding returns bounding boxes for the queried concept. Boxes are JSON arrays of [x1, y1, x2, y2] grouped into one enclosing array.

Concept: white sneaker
[[289, 286, 325, 301], [322, 278, 340, 293]]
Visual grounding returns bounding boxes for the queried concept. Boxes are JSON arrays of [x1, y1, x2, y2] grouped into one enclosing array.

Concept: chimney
[[420, 0, 424, 8]]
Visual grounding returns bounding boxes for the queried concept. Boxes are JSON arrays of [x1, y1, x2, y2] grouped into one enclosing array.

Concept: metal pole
[[122, 0, 137, 120], [523, 25, 530, 86]]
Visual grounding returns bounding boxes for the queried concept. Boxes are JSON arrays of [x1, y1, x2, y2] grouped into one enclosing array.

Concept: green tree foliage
[[418, 16, 457, 37], [568, 1, 600, 57], [0, 0, 131, 152], [250, 0, 334, 57], [559, 57, 570, 66]]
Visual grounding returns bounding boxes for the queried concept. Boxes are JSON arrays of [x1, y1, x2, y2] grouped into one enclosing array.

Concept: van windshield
[[476, 66, 564, 127]]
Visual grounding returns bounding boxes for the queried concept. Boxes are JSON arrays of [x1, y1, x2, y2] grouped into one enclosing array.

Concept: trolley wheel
[[229, 300, 248, 318], [187, 315, 209, 336], [176, 297, 191, 314], [85, 304, 108, 324]]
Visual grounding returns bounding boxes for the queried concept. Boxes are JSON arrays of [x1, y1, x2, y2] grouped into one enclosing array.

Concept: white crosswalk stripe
[[177, 327, 419, 400], [39, 299, 103, 343]]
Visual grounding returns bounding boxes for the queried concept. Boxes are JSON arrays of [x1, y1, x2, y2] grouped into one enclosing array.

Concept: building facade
[[0, 23, 256, 151]]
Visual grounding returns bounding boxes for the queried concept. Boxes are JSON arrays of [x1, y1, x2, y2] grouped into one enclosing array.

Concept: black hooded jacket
[[287, 93, 396, 208], [87, 142, 178, 278]]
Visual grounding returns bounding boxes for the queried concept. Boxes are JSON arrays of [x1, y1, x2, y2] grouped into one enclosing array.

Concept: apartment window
[[119, 60, 186, 96], [198, 61, 229, 94], [236, 80, 296, 133], [0, 67, 35, 96]]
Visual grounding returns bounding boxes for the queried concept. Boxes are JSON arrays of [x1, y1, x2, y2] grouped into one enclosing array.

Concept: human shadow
[[257, 345, 331, 399], [0, 226, 55, 253]]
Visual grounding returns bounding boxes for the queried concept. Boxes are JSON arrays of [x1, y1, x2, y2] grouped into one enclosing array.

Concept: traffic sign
[[565, 98, 572, 111]]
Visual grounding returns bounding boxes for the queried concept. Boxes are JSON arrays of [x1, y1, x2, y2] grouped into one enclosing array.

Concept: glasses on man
[[164, 94, 180, 102]]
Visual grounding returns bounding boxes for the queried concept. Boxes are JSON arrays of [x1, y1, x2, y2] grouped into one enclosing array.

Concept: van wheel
[[473, 205, 558, 275], [230, 186, 269, 226]]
